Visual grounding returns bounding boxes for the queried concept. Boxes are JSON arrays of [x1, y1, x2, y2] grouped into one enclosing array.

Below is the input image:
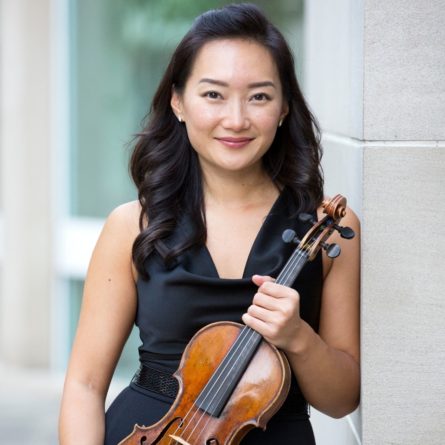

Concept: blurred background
[[2, 0, 445, 444]]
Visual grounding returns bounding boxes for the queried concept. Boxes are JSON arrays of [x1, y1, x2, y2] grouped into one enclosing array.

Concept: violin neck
[[275, 247, 309, 287]]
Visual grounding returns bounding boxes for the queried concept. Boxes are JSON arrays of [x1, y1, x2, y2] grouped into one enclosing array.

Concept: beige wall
[[305, 0, 445, 444], [361, 1, 445, 443], [0, 0, 54, 367]]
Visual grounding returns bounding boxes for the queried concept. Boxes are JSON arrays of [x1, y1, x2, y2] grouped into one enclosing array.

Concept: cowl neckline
[[169, 187, 299, 281]]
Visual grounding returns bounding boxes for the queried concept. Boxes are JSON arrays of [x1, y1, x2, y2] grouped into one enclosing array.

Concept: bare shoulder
[[89, 200, 142, 281], [99, 201, 142, 246], [106, 200, 142, 234]]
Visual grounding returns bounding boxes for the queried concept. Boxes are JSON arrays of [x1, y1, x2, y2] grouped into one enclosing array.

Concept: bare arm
[[59, 201, 140, 444], [242, 207, 360, 418]]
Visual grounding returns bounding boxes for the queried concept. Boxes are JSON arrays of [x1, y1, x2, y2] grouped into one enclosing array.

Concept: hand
[[241, 274, 302, 352]]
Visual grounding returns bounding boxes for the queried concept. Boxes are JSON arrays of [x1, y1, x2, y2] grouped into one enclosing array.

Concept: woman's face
[[171, 38, 288, 178]]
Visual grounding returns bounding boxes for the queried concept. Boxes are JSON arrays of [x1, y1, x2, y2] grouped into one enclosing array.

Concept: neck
[[202, 165, 277, 208]]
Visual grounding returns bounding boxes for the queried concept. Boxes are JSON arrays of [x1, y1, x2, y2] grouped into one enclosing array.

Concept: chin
[[219, 162, 259, 173]]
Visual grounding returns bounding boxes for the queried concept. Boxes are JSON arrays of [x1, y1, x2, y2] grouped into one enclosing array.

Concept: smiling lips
[[215, 137, 254, 148]]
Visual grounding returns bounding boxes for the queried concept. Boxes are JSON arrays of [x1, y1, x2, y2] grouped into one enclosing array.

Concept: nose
[[221, 99, 250, 131]]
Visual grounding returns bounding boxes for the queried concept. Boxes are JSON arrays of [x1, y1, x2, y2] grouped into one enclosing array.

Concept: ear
[[170, 87, 183, 120], [281, 102, 289, 121], [278, 103, 289, 127]]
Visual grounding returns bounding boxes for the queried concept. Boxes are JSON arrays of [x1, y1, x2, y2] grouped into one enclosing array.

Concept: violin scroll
[[322, 194, 347, 219], [322, 194, 355, 240], [296, 194, 355, 261]]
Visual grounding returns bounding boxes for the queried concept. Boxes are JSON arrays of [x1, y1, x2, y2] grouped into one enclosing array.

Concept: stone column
[[0, 0, 53, 367], [361, 1, 445, 443], [304, 0, 445, 444]]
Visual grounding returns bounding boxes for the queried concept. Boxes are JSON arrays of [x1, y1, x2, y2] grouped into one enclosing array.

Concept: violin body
[[118, 321, 291, 445]]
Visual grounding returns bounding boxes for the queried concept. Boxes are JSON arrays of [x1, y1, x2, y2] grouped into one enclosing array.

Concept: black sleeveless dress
[[105, 189, 322, 444]]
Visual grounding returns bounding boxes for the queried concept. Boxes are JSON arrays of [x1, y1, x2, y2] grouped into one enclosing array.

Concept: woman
[[59, 3, 360, 444]]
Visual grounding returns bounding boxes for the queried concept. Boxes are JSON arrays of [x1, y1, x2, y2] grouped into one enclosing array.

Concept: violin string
[[180, 245, 312, 442], [277, 245, 309, 286], [168, 241, 314, 443], [184, 326, 262, 443], [179, 328, 260, 443], [167, 326, 255, 442]]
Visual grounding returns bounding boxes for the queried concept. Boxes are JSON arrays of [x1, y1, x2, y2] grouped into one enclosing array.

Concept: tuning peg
[[322, 242, 341, 258], [298, 213, 316, 224], [334, 224, 355, 239], [282, 229, 300, 244]]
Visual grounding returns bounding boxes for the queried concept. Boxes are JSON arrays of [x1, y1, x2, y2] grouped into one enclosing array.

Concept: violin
[[118, 194, 355, 445]]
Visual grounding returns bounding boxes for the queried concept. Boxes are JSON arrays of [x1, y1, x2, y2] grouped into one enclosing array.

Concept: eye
[[203, 91, 222, 100], [250, 93, 271, 102]]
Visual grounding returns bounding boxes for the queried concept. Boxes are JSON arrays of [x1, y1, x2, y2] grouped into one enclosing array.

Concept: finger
[[241, 312, 272, 336], [258, 281, 299, 300], [251, 274, 275, 287], [247, 303, 274, 322], [242, 312, 285, 344], [252, 292, 282, 311]]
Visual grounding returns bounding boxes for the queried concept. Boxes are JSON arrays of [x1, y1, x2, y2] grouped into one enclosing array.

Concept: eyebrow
[[198, 78, 276, 89]]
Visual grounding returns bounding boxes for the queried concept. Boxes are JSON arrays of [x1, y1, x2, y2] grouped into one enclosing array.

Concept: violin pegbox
[[283, 194, 355, 262], [312, 194, 354, 259]]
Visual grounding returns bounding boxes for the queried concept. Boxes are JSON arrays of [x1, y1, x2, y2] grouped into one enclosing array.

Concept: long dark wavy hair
[[130, 3, 323, 278]]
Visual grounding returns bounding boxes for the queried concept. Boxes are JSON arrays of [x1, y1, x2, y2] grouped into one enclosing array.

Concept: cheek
[[252, 111, 280, 136], [251, 103, 282, 125], [182, 105, 217, 150], [183, 98, 219, 129], [184, 114, 215, 149]]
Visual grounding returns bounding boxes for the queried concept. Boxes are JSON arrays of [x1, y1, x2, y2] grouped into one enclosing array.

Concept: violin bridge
[[169, 434, 191, 445]]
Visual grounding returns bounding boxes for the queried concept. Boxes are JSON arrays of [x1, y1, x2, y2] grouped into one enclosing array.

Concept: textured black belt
[[132, 364, 179, 399]]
